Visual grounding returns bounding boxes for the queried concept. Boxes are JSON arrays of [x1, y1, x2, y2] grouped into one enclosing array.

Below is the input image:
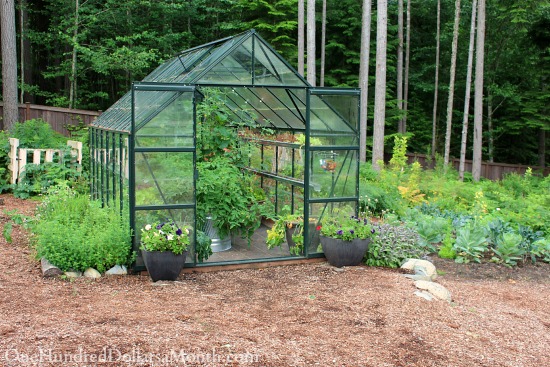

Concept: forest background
[[0, 0, 548, 167]]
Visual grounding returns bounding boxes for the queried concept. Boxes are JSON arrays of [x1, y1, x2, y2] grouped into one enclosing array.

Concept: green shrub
[[491, 232, 525, 267], [438, 230, 457, 259], [365, 223, 428, 268], [531, 238, 550, 263], [32, 186, 134, 272], [453, 222, 488, 264]]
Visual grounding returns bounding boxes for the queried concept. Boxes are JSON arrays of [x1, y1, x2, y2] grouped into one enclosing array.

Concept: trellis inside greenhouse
[[90, 30, 361, 270]]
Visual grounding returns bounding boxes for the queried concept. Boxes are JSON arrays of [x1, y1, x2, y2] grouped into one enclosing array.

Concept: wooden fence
[[0, 102, 101, 137], [405, 153, 550, 181], [8, 138, 83, 184]]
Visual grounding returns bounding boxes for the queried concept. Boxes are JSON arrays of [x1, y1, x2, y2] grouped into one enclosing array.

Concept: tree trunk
[[539, 128, 546, 168], [472, 0, 485, 182], [372, 0, 388, 170], [397, 0, 404, 133], [359, 0, 372, 162], [298, 0, 305, 76], [431, 0, 441, 159], [306, 0, 316, 86], [402, 0, 411, 132], [459, 0, 477, 181], [444, 0, 461, 168], [320, 0, 326, 87], [487, 89, 493, 162], [69, 0, 79, 109], [1, 0, 19, 130]]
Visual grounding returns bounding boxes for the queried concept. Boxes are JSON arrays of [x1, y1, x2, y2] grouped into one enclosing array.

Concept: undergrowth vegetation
[[360, 136, 550, 268]]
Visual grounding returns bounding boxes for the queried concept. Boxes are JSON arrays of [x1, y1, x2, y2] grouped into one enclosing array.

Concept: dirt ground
[[0, 193, 549, 367]]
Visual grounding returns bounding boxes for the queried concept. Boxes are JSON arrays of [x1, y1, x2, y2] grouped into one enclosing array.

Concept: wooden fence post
[[8, 138, 19, 184]]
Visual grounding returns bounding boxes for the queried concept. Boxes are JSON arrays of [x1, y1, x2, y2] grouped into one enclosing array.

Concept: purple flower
[[371, 228, 376, 234], [156, 223, 163, 230], [337, 230, 343, 235], [349, 230, 354, 234], [176, 228, 183, 236]]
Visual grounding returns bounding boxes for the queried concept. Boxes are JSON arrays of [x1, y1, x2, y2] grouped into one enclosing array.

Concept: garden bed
[[1, 194, 549, 367]]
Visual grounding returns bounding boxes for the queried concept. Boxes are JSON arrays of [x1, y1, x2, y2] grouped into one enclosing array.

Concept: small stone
[[403, 274, 432, 282], [332, 267, 345, 273], [414, 290, 434, 301], [84, 268, 101, 279], [414, 280, 452, 302], [64, 271, 82, 278], [401, 259, 438, 281], [105, 265, 127, 276]]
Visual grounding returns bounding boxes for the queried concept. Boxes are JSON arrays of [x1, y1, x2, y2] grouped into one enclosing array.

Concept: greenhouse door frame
[[130, 83, 198, 269]]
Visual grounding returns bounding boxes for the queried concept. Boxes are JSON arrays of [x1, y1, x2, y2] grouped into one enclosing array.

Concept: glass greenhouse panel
[[309, 150, 358, 198], [135, 152, 194, 206], [135, 92, 194, 147], [134, 208, 196, 265]]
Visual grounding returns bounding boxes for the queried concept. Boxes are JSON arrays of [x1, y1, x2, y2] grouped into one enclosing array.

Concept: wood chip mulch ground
[[0, 193, 549, 367]]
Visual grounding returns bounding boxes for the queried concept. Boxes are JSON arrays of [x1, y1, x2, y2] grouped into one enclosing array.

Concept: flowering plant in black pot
[[140, 222, 191, 281], [317, 212, 377, 267]]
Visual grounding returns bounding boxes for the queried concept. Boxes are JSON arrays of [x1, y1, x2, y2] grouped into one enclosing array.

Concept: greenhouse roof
[[92, 30, 358, 135]]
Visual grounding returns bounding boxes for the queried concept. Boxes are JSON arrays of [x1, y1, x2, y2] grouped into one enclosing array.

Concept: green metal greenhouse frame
[[90, 30, 361, 270]]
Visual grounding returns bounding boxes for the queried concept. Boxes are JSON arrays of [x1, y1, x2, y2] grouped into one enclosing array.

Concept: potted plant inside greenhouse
[[266, 206, 320, 256], [140, 221, 191, 281], [318, 210, 377, 267]]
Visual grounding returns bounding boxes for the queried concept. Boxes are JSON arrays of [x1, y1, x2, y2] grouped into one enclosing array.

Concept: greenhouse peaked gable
[[92, 30, 359, 135]]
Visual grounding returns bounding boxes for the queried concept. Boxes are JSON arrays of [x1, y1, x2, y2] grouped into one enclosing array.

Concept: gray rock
[[414, 290, 434, 301], [105, 265, 127, 276], [64, 271, 82, 278], [401, 259, 438, 281], [414, 280, 452, 302], [40, 258, 63, 277], [84, 268, 101, 279], [403, 273, 433, 282]]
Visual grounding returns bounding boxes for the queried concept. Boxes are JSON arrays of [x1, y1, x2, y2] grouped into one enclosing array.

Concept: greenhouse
[[90, 29, 361, 270]]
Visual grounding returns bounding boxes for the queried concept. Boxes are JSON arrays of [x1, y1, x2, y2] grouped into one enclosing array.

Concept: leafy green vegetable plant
[[491, 232, 525, 267], [453, 223, 488, 264]]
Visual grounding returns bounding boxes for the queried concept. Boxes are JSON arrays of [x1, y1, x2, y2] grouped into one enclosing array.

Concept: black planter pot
[[142, 249, 187, 281], [320, 236, 371, 268]]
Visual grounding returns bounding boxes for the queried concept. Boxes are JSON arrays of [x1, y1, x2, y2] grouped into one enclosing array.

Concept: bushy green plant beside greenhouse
[[31, 186, 134, 272]]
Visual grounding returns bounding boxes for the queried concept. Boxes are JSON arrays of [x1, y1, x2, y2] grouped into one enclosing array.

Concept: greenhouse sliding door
[[305, 88, 360, 256], [131, 84, 197, 270]]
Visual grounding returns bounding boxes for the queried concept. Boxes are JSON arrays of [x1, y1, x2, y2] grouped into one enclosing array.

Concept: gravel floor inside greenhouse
[[0, 194, 549, 367]]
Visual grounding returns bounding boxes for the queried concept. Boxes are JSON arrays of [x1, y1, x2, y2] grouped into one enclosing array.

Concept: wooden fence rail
[[8, 138, 83, 184], [404, 153, 549, 181], [0, 102, 101, 137]]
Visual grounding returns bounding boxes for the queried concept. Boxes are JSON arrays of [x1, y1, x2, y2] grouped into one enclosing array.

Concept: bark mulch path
[[0, 194, 549, 367]]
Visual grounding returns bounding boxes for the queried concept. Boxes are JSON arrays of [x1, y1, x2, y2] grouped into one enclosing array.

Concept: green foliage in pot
[[32, 185, 134, 272], [140, 221, 190, 255], [319, 211, 375, 241]]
